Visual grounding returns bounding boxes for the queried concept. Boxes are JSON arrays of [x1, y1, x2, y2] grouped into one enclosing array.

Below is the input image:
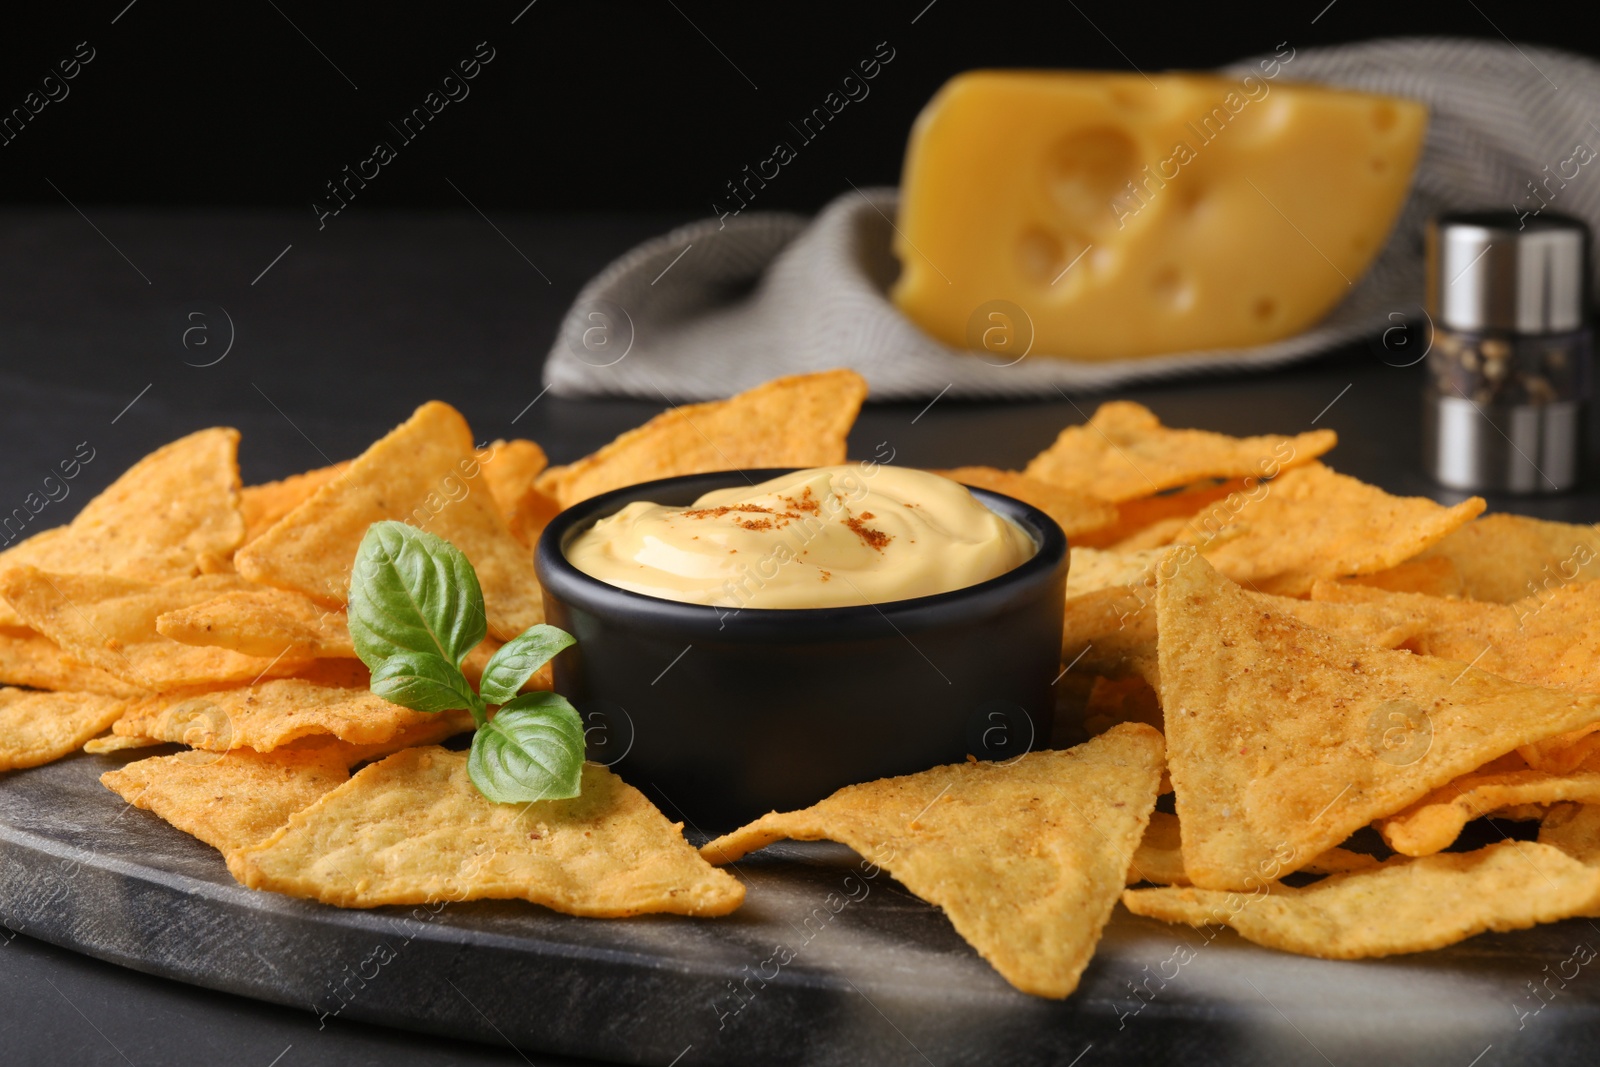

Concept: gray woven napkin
[[545, 39, 1600, 402]]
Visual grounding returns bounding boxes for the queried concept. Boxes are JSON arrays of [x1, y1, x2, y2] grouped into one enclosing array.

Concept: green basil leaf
[[370, 652, 483, 719], [477, 624, 576, 706], [467, 692, 585, 803], [348, 521, 487, 670]]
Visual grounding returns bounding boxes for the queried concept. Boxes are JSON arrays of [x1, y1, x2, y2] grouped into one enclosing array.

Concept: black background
[[1, 1, 1598, 216]]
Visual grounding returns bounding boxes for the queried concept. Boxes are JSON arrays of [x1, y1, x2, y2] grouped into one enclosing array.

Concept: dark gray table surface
[[1, 208, 1597, 1067]]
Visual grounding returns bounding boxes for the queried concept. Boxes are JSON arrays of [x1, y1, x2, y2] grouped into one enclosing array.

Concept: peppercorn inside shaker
[[1421, 211, 1592, 493]]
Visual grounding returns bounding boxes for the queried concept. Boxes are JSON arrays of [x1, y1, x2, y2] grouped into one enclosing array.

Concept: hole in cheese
[[1017, 227, 1064, 283], [1044, 127, 1139, 234], [1151, 267, 1195, 313]]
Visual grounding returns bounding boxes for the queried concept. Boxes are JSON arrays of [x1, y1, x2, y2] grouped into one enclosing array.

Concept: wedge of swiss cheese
[[891, 71, 1427, 361]]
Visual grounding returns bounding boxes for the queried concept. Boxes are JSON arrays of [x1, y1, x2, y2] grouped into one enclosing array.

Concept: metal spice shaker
[[1422, 211, 1592, 493]]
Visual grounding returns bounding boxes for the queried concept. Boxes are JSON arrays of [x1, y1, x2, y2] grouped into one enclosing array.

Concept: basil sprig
[[348, 521, 581, 803]]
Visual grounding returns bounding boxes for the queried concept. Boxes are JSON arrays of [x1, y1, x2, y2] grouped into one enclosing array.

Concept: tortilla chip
[[536, 370, 868, 508], [1540, 803, 1600, 866], [0, 626, 147, 696], [1176, 463, 1485, 596], [701, 723, 1165, 998], [1126, 810, 1186, 886], [1062, 548, 1419, 689], [0, 568, 311, 692], [111, 677, 469, 753], [233, 748, 744, 916], [240, 462, 350, 545], [83, 733, 165, 754], [1125, 811, 1378, 886], [507, 485, 563, 549], [1022, 402, 1335, 504], [1377, 756, 1600, 856], [1084, 675, 1164, 737], [1108, 517, 1192, 553], [935, 468, 1116, 540], [0, 688, 129, 770], [0, 428, 244, 584], [481, 439, 549, 525], [1338, 556, 1464, 598], [156, 588, 353, 660], [101, 745, 350, 857], [1066, 547, 1168, 599], [1076, 479, 1248, 550], [1158, 551, 1600, 891], [1422, 513, 1600, 603], [1309, 582, 1600, 731], [1122, 840, 1600, 958], [234, 402, 543, 640]]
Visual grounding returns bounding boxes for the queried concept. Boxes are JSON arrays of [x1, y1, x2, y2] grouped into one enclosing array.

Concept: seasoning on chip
[[234, 747, 744, 916], [240, 462, 350, 546], [1125, 811, 1379, 887], [1075, 478, 1246, 550], [112, 677, 471, 753], [480, 438, 549, 527], [1377, 755, 1600, 856], [102, 745, 350, 858], [0, 626, 147, 697], [156, 588, 353, 660], [0, 428, 245, 627], [1421, 513, 1600, 603], [1175, 463, 1485, 596], [1023, 401, 1335, 504], [235, 401, 544, 641], [702, 723, 1165, 998], [0, 688, 129, 770], [0, 569, 311, 692], [536, 369, 868, 508], [1122, 841, 1600, 958], [1158, 551, 1600, 891], [935, 467, 1117, 540]]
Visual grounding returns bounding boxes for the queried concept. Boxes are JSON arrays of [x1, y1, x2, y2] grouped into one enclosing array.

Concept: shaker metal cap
[[1426, 211, 1588, 333]]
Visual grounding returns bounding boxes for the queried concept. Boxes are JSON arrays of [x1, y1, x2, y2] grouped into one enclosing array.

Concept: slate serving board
[[3, 748, 1599, 1067]]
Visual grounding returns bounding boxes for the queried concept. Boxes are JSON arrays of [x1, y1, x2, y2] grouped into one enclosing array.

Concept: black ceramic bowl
[[535, 469, 1068, 829]]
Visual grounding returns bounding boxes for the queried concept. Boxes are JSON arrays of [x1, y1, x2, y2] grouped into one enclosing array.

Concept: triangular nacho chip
[[233, 748, 744, 915], [83, 733, 165, 754], [701, 723, 1165, 998], [0, 626, 146, 696], [1158, 552, 1600, 890], [536, 370, 867, 508], [1336, 556, 1464, 597], [0, 428, 244, 583], [0, 687, 130, 770], [111, 677, 470, 753], [934, 468, 1116, 540], [1076, 479, 1248, 550], [234, 401, 542, 641], [1421, 513, 1600, 603], [481, 438, 549, 526], [1378, 755, 1600, 856], [1311, 579, 1600, 695], [240, 462, 350, 545], [1022, 401, 1334, 504], [1125, 811, 1378, 886], [1176, 463, 1484, 596], [156, 588, 353, 660], [0, 568, 310, 692], [101, 745, 350, 857], [1540, 803, 1600, 866], [1123, 840, 1600, 958]]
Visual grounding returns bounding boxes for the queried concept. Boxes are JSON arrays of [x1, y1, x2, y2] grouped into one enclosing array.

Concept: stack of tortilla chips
[[5, 372, 1600, 1001]]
